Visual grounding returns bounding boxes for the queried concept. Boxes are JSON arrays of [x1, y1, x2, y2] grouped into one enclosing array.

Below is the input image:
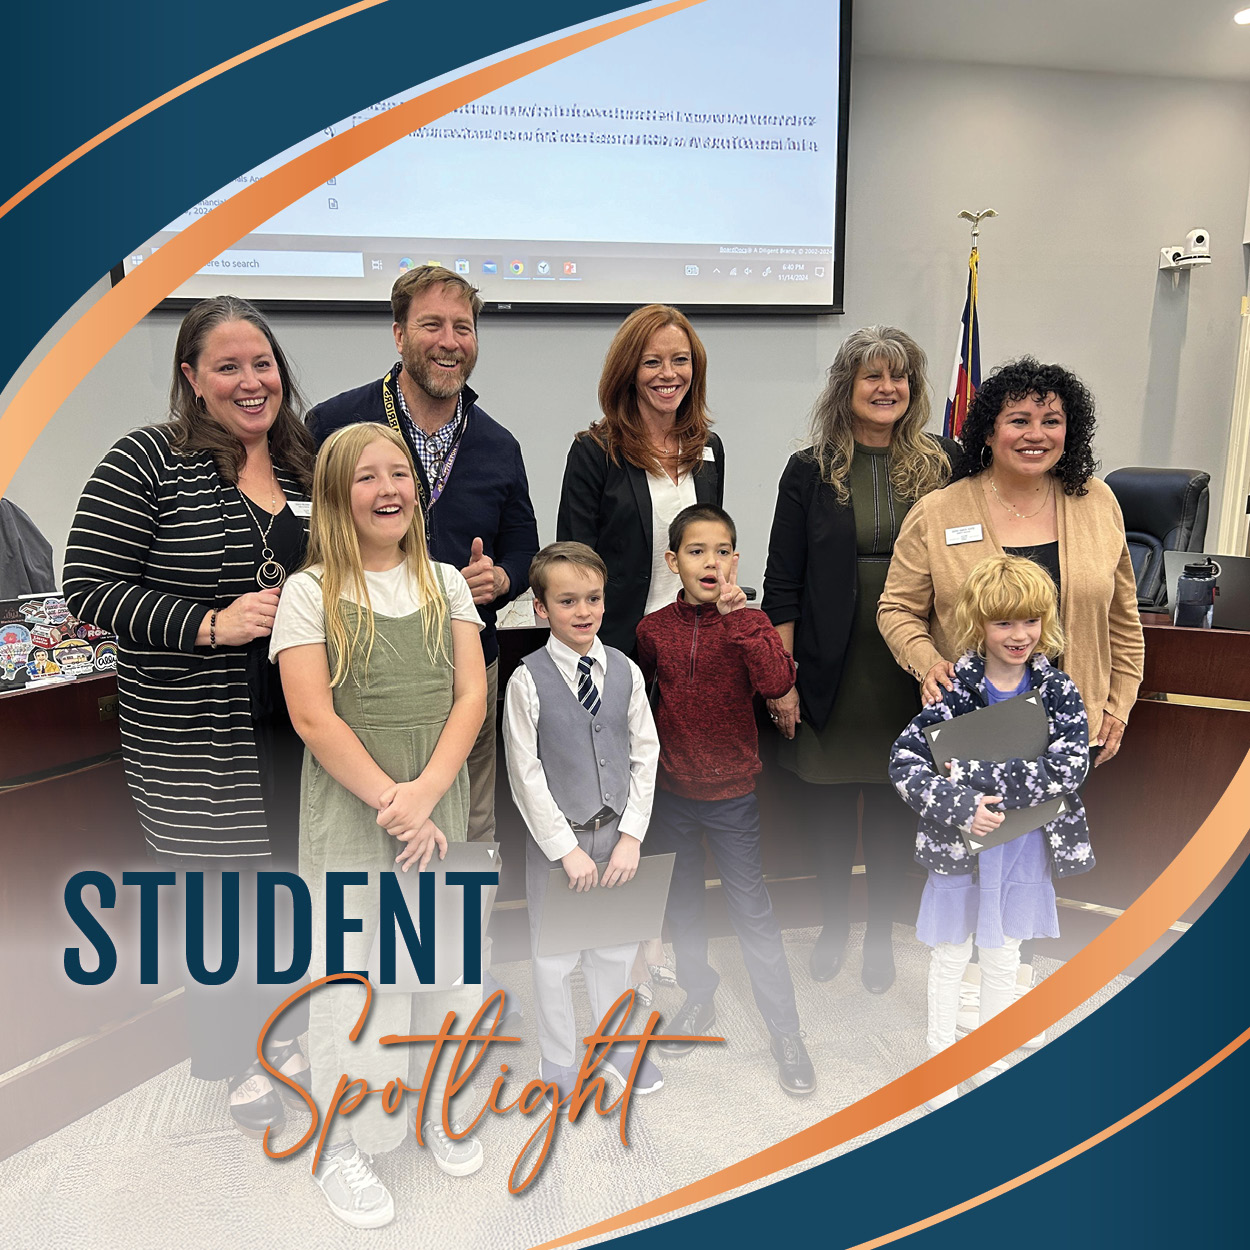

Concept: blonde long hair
[[953, 555, 1066, 659], [305, 424, 448, 685], [807, 325, 950, 506]]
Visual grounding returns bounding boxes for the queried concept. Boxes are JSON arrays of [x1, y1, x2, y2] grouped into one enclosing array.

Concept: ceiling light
[[1236, 7, 1250, 23]]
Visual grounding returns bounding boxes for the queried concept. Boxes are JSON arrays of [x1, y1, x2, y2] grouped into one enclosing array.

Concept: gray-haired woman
[[762, 326, 957, 993]]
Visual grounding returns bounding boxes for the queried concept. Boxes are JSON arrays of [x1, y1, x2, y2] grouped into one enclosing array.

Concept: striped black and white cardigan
[[64, 426, 310, 863]]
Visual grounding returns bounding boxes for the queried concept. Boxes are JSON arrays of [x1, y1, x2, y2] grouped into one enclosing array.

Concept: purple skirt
[[916, 829, 1059, 948]]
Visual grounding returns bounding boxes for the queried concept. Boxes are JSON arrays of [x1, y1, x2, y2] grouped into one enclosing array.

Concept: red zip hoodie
[[635, 597, 796, 801]]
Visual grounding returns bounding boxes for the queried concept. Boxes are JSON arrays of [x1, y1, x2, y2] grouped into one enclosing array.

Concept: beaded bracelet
[[210, 609, 218, 649]]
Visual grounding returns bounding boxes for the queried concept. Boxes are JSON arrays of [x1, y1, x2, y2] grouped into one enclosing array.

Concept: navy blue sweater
[[306, 369, 539, 665]]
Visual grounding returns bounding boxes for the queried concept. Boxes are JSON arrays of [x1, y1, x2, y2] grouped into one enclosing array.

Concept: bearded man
[[307, 265, 539, 1001]]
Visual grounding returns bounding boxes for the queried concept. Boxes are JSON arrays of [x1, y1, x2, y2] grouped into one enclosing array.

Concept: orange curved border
[[3, 1, 1244, 1240], [0, 0, 388, 225], [847, 1021, 1250, 1249], [0, 0, 704, 497], [533, 748, 1250, 1248]]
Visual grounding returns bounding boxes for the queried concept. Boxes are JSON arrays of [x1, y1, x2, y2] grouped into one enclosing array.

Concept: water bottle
[[1173, 558, 1220, 628]]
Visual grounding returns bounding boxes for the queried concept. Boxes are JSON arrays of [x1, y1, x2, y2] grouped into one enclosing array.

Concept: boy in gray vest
[[503, 542, 662, 1107]]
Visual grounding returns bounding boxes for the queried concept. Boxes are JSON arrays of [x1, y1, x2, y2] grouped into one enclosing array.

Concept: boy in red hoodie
[[636, 504, 815, 1095]]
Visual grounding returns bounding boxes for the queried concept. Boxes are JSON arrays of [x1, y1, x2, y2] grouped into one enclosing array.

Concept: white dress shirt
[[503, 633, 659, 862], [642, 470, 697, 618]]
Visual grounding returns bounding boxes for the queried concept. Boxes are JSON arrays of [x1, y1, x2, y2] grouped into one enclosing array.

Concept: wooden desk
[[1070, 618, 1250, 962], [0, 673, 187, 1160]]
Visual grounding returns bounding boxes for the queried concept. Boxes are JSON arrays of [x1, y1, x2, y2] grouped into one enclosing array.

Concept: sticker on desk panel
[[26, 648, 61, 680], [52, 638, 94, 677], [20, 596, 69, 625], [94, 641, 118, 671], [0, 624, 33, 681], [30, 623, 66, 648], [73, 619, 110, 642]]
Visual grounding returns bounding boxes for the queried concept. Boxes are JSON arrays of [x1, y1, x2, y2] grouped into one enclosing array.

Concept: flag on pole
[[943, 246, 981, 439]]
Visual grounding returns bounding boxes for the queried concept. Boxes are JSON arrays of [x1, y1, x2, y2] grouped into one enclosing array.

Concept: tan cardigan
[[877, 474, 1145, 738]]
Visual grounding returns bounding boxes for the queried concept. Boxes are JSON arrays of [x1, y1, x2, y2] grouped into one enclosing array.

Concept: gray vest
[[521, 646, 632, 825]]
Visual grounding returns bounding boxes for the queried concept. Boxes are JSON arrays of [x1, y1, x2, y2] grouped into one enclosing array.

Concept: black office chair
[[1104, 467, 1210, 611]]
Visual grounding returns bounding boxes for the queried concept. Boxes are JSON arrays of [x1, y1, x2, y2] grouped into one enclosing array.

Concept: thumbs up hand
[[461, 535, 508, 604]]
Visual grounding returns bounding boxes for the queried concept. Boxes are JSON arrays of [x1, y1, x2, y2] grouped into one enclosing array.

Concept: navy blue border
[[3, 3, 1247, 1245]]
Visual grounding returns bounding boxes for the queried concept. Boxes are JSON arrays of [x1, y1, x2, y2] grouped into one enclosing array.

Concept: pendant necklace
[[239, 469, 287, 590]]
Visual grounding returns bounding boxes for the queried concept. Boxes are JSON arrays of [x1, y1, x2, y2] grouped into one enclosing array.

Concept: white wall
[[6, 55, 1250, 591]]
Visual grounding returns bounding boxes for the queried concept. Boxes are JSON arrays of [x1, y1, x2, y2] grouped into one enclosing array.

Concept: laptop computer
[[1162, 551, 1250, 631]]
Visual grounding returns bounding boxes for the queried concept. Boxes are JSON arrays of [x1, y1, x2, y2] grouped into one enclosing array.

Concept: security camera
[[1183, 228, 1211, 262]]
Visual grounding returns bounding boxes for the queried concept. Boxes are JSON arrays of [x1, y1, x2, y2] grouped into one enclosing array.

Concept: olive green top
[[302, 584, 477, 1156], [778, 442, 919, 785]]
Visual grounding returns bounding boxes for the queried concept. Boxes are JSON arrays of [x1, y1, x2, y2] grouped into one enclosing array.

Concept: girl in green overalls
[[273, 423, 486, 1228]]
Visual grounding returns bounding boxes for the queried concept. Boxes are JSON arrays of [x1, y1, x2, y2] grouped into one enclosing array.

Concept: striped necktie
[[576, 654, 601, 716]]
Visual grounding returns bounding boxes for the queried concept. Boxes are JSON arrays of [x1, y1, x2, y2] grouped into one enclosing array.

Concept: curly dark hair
[[954, 357, 1099, 496]]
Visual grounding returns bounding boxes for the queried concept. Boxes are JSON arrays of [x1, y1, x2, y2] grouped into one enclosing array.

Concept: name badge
[[703, 444, 715, 461], [288, 500, 312, 518], [945, 524, 983, 546]]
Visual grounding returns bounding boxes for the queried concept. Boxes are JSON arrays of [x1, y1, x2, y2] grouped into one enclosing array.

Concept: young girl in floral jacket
[[889, 555, 1091, 1111]]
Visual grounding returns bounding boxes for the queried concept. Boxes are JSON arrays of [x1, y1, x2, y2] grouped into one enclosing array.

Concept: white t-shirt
[[269, 561, 482, 661], [643, 470, 697, 618]]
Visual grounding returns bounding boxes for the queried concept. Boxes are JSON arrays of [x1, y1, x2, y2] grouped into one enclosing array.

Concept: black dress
[[183, 499, 309, 1080]]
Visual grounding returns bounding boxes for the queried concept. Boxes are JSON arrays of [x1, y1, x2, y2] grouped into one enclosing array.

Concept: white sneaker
[[1015, 964, 1048, 1049], [955, 963, 981, 1036], [924, 1084, 961, 1112], [957, 963, 1047, 1049], [313, 1143, 395, 1228], [923, 1047, 961, 1112], [968, 1055, 1013, 1087], [422, 1119, 484, 1177]]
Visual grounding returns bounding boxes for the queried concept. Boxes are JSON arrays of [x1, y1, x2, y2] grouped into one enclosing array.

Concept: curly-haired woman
[[878, 356, 1144, 766]]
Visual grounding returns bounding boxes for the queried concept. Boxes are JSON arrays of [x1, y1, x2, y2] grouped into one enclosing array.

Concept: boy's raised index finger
[[728, 552, 739, 585]]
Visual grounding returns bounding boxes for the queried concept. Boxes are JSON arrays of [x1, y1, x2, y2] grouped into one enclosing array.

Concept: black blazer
[[556, 431, 725, 652], [762, 436, 958, 733]]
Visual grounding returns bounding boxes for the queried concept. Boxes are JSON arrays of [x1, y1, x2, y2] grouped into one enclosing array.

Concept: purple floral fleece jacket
[[888, 651, 1094, 879]]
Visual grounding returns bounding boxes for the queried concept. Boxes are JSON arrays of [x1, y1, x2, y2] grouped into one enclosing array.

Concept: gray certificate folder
[[923, 693, 1070, 855], [536, 853, 675, 958], [365, 841, 498, 993]]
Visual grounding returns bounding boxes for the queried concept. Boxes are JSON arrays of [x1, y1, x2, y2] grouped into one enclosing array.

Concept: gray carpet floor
[[0, 924, 1130, 1250]]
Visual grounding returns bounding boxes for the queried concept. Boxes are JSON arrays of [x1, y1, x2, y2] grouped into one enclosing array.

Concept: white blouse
[[642, 470, 697, 617]]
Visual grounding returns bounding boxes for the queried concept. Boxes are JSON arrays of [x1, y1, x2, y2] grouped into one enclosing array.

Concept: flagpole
[[944, 209, 996, 439]]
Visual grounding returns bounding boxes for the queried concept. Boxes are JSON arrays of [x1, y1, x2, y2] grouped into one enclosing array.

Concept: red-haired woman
[[557, 303, 723, 654]]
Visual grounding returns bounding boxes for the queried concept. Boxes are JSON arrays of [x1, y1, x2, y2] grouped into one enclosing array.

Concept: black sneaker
[[226, 1060, 284, 1139], [657, 998, 717, 1057], [770, 1031, 816, 1097]]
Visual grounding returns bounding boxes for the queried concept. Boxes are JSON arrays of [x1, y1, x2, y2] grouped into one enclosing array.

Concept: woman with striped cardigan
[[64, 296, 317, 1137]]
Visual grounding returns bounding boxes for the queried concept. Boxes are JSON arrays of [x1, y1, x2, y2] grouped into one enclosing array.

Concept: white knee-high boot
[[925, 937, 973, 1110], [970, 937, 1022, 1086]]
